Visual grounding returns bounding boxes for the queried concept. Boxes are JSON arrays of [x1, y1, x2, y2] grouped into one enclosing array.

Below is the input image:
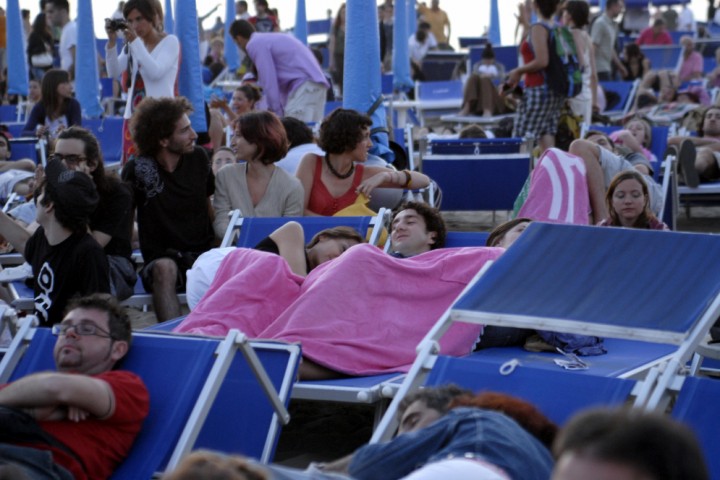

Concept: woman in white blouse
[[105, 0, 180, 164]]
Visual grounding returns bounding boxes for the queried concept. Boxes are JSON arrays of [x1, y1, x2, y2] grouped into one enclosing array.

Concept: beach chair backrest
[[640, 45, 682, 71], [429, 138, 524, 155], [2, 326, 300, 477], [443, 231, 490, 248], [422, 153, 531, 211], [84, 116, 124, 167], [221, 214, 380, 249], [425, 355, 636, 425], [671, 376, 720, 480], [599, 80, 639, 118], [416, 80, 463, 102]]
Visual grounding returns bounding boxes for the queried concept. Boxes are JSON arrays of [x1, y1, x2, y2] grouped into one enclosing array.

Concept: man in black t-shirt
[[0, 159, 109, 325], [122, 97, 215, 323]]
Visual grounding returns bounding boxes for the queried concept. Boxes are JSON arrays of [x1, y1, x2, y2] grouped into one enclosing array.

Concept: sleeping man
[[175, 202, 502, 379]]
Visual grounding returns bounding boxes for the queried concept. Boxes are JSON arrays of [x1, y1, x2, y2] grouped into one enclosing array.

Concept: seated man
[[0, 159, 110, 326], [388, 201, 447, 258], [164, 386, 555, 480], [667, 105, 720, 187], [0, 294, 150, 480]]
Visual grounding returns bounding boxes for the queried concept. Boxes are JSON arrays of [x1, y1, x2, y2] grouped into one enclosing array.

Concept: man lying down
[[175, 202, 504, 380]]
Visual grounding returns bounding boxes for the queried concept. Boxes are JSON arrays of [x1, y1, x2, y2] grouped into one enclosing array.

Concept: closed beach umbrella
[[75, 0, 103, 118], [175, 0, 206, 133], [393, 0, 413, 93], [6, 0, 28, 96], [294, 0, 308, 45], [344, 0, 393, 163]]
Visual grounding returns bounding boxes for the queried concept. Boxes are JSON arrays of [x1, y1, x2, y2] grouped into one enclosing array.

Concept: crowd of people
[[0, 0, 716, 478]]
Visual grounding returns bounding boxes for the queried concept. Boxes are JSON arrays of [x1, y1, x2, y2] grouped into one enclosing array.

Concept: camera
[[105, 18, 127, 32]]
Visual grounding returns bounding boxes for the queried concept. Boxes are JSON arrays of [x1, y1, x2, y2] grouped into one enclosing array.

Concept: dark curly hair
[[233, 111, 288, 164], [317, 108, 373, 154], [393, 201, 447, 249], [130, 97, 193, 158]]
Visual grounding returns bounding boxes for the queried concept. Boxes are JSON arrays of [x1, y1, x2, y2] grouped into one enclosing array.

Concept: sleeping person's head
[[390, 202, 447, 257], [305, 226, 365, 270], [486, 218, 532, 249]]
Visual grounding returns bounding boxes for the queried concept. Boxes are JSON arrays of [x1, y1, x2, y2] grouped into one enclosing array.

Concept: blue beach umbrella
[[294, 0, 308, 45], [175, 0, 206, 133], [75, 0, 103, 118], [408, 0, 416, 37], [488, 0, 501, 46], [224, 0, 240, 72], [6, 0, 28, 96], [164, 0, 175, 35], [392, 0, 413, 93], [343, 0, 393, 163]]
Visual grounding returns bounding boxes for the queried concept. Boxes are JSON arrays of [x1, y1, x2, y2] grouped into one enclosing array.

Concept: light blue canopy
[[6, 0, 28, 96], [75, 0, 103, 118], [175, 0, 206, 133], [343, 0, 393, 163]]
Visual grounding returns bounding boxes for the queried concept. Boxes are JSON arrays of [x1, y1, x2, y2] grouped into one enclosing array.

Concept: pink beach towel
[[175, 249, 304, 337], [518, 148, 589, 225], [176, 244, 502, 375]]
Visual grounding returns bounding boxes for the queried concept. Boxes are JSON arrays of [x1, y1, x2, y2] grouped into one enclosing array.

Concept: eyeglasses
[[51, 322, 114, 339], [48, 153, 87, 164]]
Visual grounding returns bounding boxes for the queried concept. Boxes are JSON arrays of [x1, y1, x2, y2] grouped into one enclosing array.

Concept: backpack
[[539, 24, 582, 98]]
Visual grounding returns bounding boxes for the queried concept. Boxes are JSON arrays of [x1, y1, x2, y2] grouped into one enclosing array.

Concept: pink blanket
[[176, 244, 502, 375], [176, 249, 304, 337], [518, 148, 589, 225]]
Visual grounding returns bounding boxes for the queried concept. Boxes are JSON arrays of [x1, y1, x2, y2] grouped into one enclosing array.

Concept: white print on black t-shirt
[[135, 156, 164, 203], [35, 261, 55, 325]]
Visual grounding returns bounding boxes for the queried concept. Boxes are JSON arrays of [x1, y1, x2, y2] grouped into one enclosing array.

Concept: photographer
[[105, 0, 179, 164]]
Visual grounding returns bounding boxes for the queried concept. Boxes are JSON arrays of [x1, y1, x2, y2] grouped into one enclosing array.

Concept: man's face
[[162, 114, 197, 155], [0, 136, 10, 161], [44, 3, 63, 26], [397, 400, 443, 435], [53, 138, 95, 176], [53, 307, 128, 375], [587, 133, 613, 152], [703, 108, 720, 138], [391, 208, 436, 257], [610, 0, 624, 18]]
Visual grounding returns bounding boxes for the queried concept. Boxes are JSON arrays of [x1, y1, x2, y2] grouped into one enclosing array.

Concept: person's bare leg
[[460, 74, 481, 115], [570, 139, 609, 223], [696, 149, 720, 181], [298, 357, 344, 380], [151, 258, 181, 323]]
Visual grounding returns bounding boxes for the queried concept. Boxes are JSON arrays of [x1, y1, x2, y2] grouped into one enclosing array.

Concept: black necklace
[[325, 154, 355, 179]]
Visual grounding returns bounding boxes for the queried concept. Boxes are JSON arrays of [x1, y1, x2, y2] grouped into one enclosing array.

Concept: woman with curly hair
[[295, 108, 430, 216]]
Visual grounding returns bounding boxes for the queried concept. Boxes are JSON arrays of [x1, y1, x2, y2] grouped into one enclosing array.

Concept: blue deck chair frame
[[413, 80, 464, 126], [422, 153, 531, 211], [84, 116, 124, 169], [371, 223, 720, 441], [641, 45, 683, 71], [440, 223, 720, 409], [220, 210, 388, 249], [600, 79, 640, 121], [671, 376, 720, 480], [9, 137, 48, 165], [0, 319, 300, 476]]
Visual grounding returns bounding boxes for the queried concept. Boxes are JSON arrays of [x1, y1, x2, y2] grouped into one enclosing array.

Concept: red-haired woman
[[212, 111, 304, 239]]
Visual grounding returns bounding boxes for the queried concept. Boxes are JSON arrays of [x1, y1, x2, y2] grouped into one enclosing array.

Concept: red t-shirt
[[38, 371, 149, 480]]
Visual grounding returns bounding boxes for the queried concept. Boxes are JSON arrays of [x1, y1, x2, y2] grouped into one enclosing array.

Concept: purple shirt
[[246, 33, 330, 116]]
